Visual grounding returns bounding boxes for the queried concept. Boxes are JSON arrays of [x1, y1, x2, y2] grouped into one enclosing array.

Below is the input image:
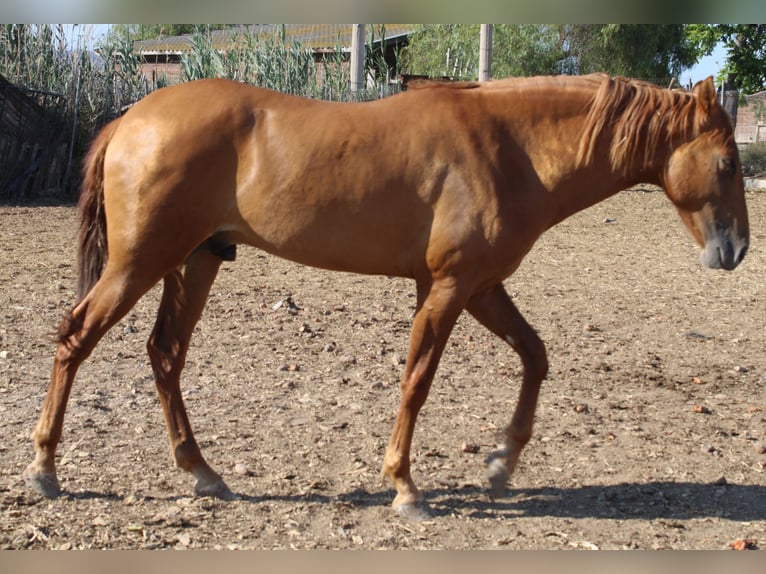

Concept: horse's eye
[[718, 156, 736, 175]]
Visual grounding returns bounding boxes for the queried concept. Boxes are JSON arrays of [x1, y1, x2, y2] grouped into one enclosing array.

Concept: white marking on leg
[[505, 334, 515, 346]]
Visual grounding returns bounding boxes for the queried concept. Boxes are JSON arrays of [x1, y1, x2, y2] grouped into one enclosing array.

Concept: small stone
[[693, 405, 711, 414], [574, 403, 589, 413], [234, 462, 250, 476], [461, 442, 480, 454], [0, 350, 8, 359], [729, 538, 757, 551], [176, 532, 191, 546]]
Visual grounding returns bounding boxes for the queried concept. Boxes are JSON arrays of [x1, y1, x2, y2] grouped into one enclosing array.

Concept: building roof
[[134, 24, 417, 55]]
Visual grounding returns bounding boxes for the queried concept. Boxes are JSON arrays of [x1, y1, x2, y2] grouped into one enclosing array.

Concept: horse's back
[[101, 80, 453, 277]]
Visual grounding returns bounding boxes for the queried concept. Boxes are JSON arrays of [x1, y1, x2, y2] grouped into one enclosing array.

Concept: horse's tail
[[76, 118, 121, 304]]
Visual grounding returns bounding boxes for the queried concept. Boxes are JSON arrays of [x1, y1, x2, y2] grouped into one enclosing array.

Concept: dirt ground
[[0, 187, 764, 550]]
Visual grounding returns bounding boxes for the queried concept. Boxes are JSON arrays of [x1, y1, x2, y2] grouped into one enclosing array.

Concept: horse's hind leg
[[147, 249, 234, 499], [466, 284, 549, 498], [24, 268, 156, 497]]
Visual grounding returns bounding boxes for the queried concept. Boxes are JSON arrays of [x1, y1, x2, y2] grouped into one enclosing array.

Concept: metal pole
[[351, 24, 365, 92], [479, 24, 493, 82], [63, 59, 81, 195]]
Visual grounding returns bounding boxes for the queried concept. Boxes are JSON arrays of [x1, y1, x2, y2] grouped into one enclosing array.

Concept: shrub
[[740, 142, 766, 177]]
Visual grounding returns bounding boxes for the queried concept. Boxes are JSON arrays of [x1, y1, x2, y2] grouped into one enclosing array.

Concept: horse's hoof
[[23, 466, 61, 498], [394, 500, 433, 521], [194, 479, 236, 501], [487, 457, 509, 499]]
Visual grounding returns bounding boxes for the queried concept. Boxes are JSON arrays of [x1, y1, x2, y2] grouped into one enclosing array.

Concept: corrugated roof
[[134, 24, 417, 55]]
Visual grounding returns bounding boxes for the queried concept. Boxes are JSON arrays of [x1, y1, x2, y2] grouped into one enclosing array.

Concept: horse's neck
[[546, 140, 667, 228], [545, 174, 628, 228]]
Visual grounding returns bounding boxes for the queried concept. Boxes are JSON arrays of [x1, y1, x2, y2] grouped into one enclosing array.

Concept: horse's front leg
[[466, 283, 549, 497], [381, 278, 467, 519]]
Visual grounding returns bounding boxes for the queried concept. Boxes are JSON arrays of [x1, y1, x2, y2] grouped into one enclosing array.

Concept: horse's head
[[662, 77, 749, 270]]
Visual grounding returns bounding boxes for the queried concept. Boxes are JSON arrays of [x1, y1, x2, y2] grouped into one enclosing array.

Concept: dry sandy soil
[[0, 187, 764, 550]]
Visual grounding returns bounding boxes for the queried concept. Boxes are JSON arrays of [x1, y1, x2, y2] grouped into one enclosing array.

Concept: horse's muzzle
[[700, 235, 749, 270]]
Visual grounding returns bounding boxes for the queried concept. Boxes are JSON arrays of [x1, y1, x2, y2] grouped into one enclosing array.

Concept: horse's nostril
[[735, 242, 748, 265]]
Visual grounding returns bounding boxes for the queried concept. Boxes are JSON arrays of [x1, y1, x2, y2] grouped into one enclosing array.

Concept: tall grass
[[1, 25, 148, 141], [181, 26, 318, 96], [179, 25, 399, 102], [1, 24, 400, 198], [1, 25, 150, 197]]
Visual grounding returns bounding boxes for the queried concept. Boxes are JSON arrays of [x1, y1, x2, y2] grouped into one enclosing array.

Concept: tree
[[399, 24, 482, 80], [400, 25, 564, 79], [401, 24, 697, 83], [566, 25, 697, 79], [687, 24, 766, 93], [492, 25, 565, 77]]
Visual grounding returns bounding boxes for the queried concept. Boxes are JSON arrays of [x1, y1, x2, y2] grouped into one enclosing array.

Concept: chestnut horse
[[24, 74, 749, 519]]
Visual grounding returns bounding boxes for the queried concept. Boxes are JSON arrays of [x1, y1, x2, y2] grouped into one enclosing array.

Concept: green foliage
[[401, 24, 696, 83], [577, 25, 697, 79], [244, 29, 317, 95], [1, 24, 71, 93], [177, 26, 396, 102], [686, 24, 766, 93], [180, 28, 228, 81], [179, 26, 320, 96], [366, 25, 395, 84], [491, 25, 565, 78], [400, 25, 481, 80]]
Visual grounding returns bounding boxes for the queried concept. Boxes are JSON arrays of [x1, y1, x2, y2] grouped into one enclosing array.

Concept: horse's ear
[[692, 76, 717, 114]]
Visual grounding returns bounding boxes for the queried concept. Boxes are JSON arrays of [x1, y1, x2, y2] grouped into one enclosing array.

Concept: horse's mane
[[576, 74, 700, 173], [408, 74, 705, 175]]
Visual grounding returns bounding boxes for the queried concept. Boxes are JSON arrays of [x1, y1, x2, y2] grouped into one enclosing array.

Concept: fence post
[[63, 64, 81, 194], [351, 24, 365, 92], [721, 74, 738, 128], [479, 24, 493, 82]]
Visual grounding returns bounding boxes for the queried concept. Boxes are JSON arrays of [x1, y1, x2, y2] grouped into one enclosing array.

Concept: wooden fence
[[0, 78, 71, 200]]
